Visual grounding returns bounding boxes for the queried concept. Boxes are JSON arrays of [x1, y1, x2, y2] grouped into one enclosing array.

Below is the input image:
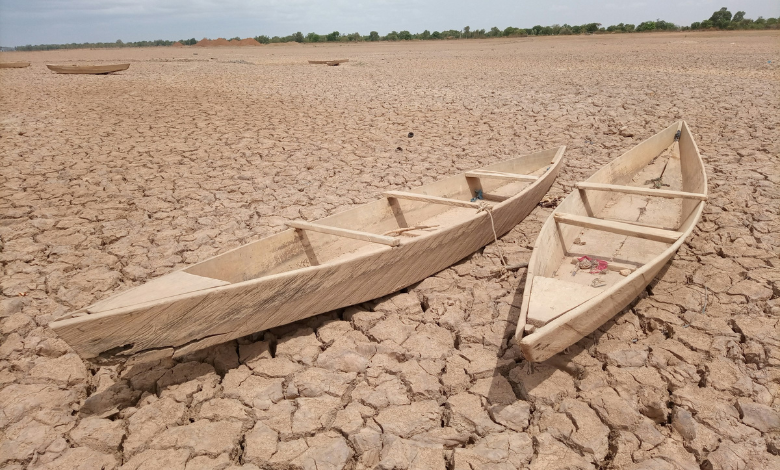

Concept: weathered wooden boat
[[51, 146, 566, 362], [308, 59, 348, 66], [0, 62, 30, 68], [46, 63, 130, 74], [515, 122, 707, 362]]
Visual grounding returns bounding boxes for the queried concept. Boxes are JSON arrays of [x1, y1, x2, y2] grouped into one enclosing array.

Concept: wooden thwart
[[576, 182, 707, 200], [287, 220, 400, 247], [554, 213, 683, 243], [384, 191, 483, 209], [465, 170, 539, 182]]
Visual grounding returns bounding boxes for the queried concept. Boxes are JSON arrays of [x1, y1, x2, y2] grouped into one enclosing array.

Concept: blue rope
[[470, 189, 483, 202]]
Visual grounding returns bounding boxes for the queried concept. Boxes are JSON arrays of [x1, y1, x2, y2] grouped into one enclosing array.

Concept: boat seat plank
[[527, 277, 602, 327], [465, 170, 539, 182], [384, 191, 483, 209], [554, 213, 683, 243], [287, 220, 400, 247], [576, 182, 707, 200], [87, 271, 230, 314]]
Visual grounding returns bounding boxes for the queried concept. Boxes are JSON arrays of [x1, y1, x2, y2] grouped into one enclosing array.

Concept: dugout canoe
[[51, 146, 566, 362], [0, 62, 30, 68], [308, 59, 348, 65], [515, 122, 707, 362], [46, 63, 130, 74]]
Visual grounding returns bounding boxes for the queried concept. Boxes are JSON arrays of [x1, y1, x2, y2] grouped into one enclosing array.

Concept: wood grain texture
[[465, 171, 539, 182], [575, 182, 707, 200], [51, 146, 565, 360], [383, 191, 484, 209], [46, 64, 130, 74], [287, 220, 400, 247], [515, 122, 706, 362], [553, 213, 683, 243]]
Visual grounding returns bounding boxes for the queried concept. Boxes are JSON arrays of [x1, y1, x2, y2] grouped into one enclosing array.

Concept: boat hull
[[51, 148, 564, 361], [0, 62, 30, 68], [46, 64, 130, 74], [515, 122, 706, 362]]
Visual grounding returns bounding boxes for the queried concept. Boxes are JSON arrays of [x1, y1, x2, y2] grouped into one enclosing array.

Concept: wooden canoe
[[515, 121, 707, 362], [51, 146, 566, 362], [308, 59, 348, 65], [46, 63, 130, 74], [0, 62, 30, 68]]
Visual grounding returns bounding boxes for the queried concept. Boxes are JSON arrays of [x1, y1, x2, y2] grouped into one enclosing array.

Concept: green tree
[[463, 26, 470, 38], [368, 31, 379, 41], [420, 30, 431, 39], [398, 30, 412, 40], [255, 35, 270, 44], [489, 26, 501, 37], [431, 31, 441, 39], [385, 31, 399, 41], [306, 32, 320, 42], [584, 23, 601, 33], [326, 31, 340, 41], [636, 21, 656, 31], [293, 32, 304, 43], [709, 7, 733, 28], [733, 11, 745, 22]]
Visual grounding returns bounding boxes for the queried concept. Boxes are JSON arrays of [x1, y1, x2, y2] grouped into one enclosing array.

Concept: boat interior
[[84, 147, 562, 315], [524, 122, 707, 329]]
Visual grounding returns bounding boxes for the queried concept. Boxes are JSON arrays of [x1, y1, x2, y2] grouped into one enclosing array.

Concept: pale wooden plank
[[383, 191, 483, 209], [553, 213, 682, 244], [575, 182, 707, 200], [287, 220, 400, 247], [527, 277, 602, 327], [465, 170, 539, 182]]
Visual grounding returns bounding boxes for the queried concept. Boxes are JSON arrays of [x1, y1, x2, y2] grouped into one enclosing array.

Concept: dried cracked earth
[[0, 31, 778, 470]]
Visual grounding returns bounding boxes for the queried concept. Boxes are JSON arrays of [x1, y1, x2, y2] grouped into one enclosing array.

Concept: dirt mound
[[171, 42, 184, 47], [238, 38, 261, 46], [193, 37, 260, 47]]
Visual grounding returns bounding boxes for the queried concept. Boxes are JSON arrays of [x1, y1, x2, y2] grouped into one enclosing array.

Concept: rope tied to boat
[[477, 201, 508, 272]]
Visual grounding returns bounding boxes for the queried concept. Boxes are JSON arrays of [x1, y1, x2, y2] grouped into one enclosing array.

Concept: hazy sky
[[1, 0, 777, 46]]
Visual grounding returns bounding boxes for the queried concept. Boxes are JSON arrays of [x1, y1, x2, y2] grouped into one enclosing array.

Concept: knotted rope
[[477, 201, 508, 272]]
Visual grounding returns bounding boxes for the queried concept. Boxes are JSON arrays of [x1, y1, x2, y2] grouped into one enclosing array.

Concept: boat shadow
[[486, 269, 597, 409]]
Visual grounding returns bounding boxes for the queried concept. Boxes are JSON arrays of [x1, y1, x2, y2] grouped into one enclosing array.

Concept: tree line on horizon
[[12, 8, 778, 51]]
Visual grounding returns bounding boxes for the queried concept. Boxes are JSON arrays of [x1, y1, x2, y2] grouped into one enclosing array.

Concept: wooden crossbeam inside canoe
[[465, 170, 539, 182], [287, 220, 400, 246], [576, 182, 707, 200], [383, 191, 483, 209], [553, 213, 683, 243]]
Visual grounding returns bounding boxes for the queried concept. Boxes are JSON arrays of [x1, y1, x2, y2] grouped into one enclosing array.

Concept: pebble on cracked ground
[[0, 31, 778, 470]]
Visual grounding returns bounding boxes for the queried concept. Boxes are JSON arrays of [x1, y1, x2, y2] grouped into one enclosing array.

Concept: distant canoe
[[46, 63, 130, 74], [308, 59, 349, 66], [0, 62, 30, 68]]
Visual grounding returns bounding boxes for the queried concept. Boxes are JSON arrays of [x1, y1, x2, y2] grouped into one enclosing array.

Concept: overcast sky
[[1, 0, 777, 47]]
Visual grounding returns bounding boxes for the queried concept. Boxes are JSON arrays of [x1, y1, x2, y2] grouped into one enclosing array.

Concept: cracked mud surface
[[1, 31, 779, 469]]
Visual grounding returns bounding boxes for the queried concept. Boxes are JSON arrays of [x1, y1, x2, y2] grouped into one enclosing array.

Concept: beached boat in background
[[515, 121, 707, 362], [51, 146, 565, 363], [46, 63, 130, 74], [308, 59, 349, 66], [0, 62, 30, 68]]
